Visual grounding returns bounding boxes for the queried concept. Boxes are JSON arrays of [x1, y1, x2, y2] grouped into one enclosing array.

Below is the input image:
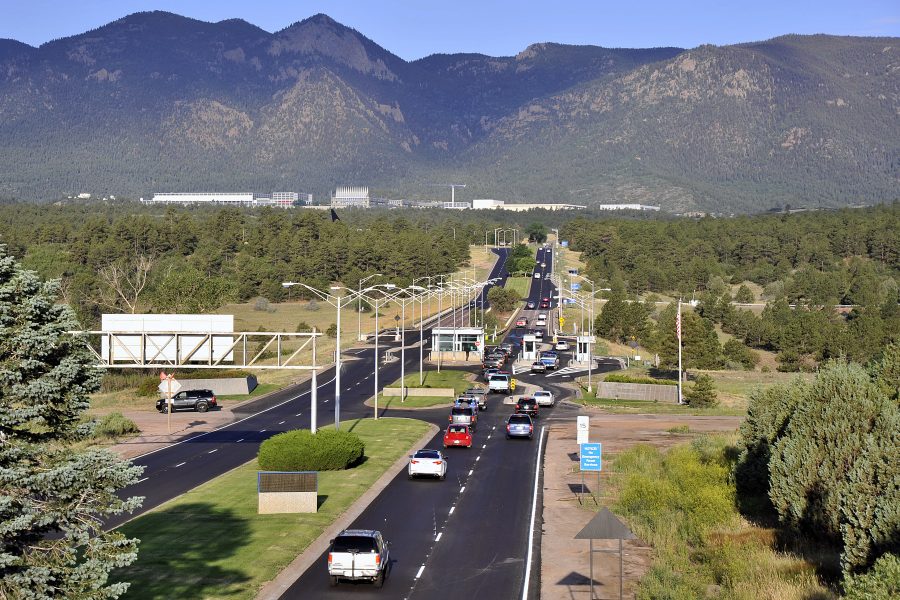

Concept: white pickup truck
[[328, 529, 390, 588], [488, 374, 515, 394]]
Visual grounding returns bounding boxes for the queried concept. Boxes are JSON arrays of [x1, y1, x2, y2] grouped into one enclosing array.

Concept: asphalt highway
[[281, 243, 619, 599], [106, 248, 510, 530]]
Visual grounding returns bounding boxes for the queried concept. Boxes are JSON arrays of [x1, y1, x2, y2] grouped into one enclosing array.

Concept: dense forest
[[0, 203, 482, 328], [562, 204, 900, 371]]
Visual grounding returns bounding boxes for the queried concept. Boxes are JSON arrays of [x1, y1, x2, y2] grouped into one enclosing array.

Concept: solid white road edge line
[[521, 425, 546, 600], [130, 375, 337, 461]]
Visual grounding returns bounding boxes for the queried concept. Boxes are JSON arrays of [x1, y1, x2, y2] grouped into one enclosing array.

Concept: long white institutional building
[[145, 192, 311, 207]]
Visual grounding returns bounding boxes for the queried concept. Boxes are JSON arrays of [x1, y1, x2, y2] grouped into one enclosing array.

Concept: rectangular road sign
[[576, 416, 590, 445], [571, 282, 581, 291], [580, 442, 602, 472]]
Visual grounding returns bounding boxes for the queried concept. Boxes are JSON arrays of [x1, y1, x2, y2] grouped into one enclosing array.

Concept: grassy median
[[113, 417, 432, 599]]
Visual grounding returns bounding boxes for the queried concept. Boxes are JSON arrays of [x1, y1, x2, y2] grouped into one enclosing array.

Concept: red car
[[539, 301, 550, 309], [443, 424, 473, 448]]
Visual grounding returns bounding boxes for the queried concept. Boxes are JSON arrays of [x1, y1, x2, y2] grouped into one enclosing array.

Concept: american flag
[[676, 302, 682, 341]]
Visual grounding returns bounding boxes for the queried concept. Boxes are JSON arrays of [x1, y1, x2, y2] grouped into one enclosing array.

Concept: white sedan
[[533, 390, 555, 407], [555, 340, 570, 351], [408, 449, 447, 480]]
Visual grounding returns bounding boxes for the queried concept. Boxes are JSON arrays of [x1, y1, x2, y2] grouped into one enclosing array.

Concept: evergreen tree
[[734, 284, 755, 304], [685, 373, 719, 407], [0, 247, 143, 598]]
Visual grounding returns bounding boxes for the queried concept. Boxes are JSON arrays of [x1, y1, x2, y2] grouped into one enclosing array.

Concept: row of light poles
[[282, 274, 494, 431]]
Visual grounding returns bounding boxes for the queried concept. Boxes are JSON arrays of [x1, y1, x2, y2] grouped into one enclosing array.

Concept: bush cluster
[[736, 344, 900, 577], [93, 412, 140, 438], [604, 373, 678, 386], [258, 428, 365, 471]]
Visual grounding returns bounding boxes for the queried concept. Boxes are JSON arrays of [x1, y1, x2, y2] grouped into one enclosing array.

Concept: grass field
[[504, 276, 533, 300], [114, 417, 432, 600]]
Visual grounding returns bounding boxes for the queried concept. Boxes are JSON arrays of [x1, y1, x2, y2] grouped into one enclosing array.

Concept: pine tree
[[685, 373, 719, 408], [0, 247, 143, 598]]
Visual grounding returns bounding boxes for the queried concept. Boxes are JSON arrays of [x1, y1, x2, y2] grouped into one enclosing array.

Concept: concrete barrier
[[382, 387, 455, 397], [597, 382, 678, 403], [177, 375, 258, 396]]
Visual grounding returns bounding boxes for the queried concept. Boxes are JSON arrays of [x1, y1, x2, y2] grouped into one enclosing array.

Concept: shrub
[[325, 323, 338, 338], [94, 412, 140, 438], [305, 300, 320, 311], [604, 373, 678, 386], [843, 553, 900, 599], [295, 321, 312, 333], [137, 376, 162, 397], [723, 339, 760, 370], [253, 297, 275, 312], [685, 374, 719, 408], [258, 428, 365, 471]]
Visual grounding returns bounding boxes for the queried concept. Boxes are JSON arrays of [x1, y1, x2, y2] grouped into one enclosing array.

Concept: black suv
[[515, 397, 539, 418], [156, 389, 217, 413]]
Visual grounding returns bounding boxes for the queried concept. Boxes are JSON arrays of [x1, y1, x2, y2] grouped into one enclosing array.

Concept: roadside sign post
[[575, 507, 637, 600], [579, 442, 601, 506], [158, 373, 181, 435]]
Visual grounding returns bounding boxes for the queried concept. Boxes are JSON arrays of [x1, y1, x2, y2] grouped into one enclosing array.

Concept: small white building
[[148, 192, 255, 205], [430, 327, 485, 362]]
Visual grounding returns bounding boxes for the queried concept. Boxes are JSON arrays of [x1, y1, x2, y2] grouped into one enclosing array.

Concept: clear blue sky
[[2, 1, 898, 60]]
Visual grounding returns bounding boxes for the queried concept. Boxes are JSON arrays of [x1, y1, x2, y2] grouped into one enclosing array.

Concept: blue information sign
[[580, 442, 602, 472], [571, 282, 581, 291]]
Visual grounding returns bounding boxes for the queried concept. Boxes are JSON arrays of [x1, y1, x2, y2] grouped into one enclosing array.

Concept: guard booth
[[522, 334, 538, 361], [576, 335, 594, 363], [430, 327, 484, 363]]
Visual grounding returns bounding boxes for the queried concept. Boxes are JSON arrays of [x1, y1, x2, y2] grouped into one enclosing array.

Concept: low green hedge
[[258, 429, 365, 471], [604, 373, 679, 386]]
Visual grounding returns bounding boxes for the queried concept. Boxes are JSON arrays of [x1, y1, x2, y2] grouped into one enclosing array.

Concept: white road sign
[[158, 378, 182, 398], [576, 415, 590, 445]]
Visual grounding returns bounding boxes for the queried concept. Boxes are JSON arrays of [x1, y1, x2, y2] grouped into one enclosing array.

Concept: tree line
[[0, 204, 473, 328]]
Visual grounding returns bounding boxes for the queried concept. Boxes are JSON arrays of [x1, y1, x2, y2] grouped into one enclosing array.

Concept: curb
[[255, 421, 440, 600]]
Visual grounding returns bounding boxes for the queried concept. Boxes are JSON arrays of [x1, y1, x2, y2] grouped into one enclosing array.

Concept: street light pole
[[358, 273, 382, 342], [374, 298, 379, 419], [334, 289, 342, 428], [311, 327, 318, 432]]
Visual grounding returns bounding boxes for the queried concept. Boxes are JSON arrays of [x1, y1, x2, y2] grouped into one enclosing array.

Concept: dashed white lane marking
[[460, 486, 466, 493], [482, 444, 487, 449], [435, 532, 442, 542], [476, 456, 480, 461], [295, 413, 302, 417], [136, 477, 148, 484], [415, 565, 425, 579], [449, 506, 455, 515], [236, 438, 244, 443], [207, 449, 218, 454], [468, 469, 474, 476], [174, 462, 186, 468], [259, 429, 266, 432], [278, 420, 286, 425]]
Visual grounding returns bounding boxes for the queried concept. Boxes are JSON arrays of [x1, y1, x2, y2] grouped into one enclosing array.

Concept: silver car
[[506, 414, 534, 439]]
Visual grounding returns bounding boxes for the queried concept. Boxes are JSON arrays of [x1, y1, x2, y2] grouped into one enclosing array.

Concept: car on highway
[[506, 414, 534, 439], [526, 301, 536, 309], [530, 361, 547, 374], [533, 272, 541, 279], [455, 396, 478, 411], [482, 353, 505, 369], [539, 301, 550, 309], [533, 330, 544, 341], [555, 340, 570, 351], [408, 449, 448, 480], [533, 390, 555, 407], [489, 373, 514, 394], [515, 317, 528, 327], [449, 406, 477, 430], [156, 389, 217, 413], [482, 367, 501, 381], [443, 424, 473, 448], [499, 342, 517, 356], [536, 316, 547, 327], [328, 529, 390, 588], [540, 351, 559, 370], [515, 397, 540, 418], [463, 387, 488, 410]]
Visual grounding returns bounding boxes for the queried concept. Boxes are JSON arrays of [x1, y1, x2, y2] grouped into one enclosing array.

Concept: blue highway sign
[[580, 442, 602, 472]]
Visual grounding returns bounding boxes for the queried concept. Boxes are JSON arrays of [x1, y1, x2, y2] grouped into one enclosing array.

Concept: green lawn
[[504, 276, 533, 300], [372, 394, 454, 409], [575, 391, 746, 416], [113, 417, 432, 600], [389, 368, 475, 396]]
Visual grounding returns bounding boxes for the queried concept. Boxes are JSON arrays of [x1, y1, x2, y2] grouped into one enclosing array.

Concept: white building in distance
[[470, 199, 586, 211], [145, 192, 311, 207], [331, 186, 370, 208]]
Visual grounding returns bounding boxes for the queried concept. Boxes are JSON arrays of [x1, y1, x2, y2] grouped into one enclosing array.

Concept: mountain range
[[0, 11, 897, 212]]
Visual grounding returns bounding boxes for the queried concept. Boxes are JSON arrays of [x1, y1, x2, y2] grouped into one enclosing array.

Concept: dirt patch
[[540, 410, 742, 599]]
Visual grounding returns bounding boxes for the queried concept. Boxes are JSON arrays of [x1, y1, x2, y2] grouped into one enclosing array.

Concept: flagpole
[[677, 300, 683, 404]]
